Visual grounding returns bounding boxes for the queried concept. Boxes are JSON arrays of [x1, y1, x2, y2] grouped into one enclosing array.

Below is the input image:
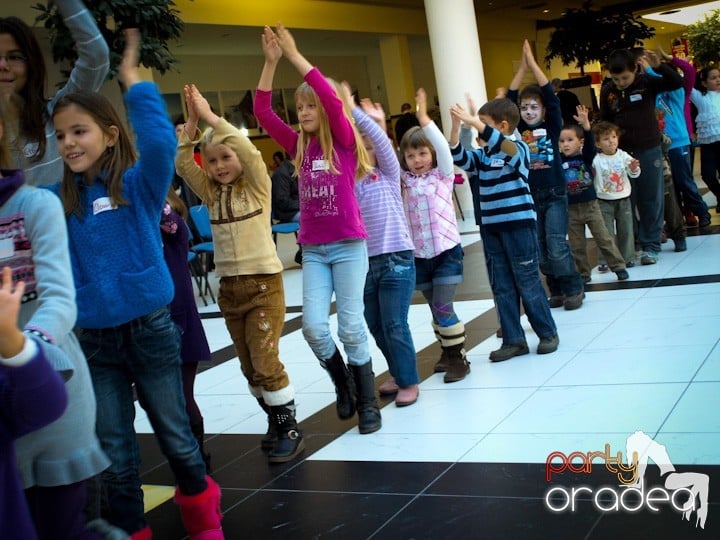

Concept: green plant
[[684, 9, 720, 66], [544, 0, 655, 74], [34, 0, 185, 82]]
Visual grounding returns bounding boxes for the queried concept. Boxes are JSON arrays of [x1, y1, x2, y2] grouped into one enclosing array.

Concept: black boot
[[268, 401, 305, 464], [256, 398, 278, 451], [349, 363, 382, 434], [319, 348, 356, 419], [190, 421, 212, 474]]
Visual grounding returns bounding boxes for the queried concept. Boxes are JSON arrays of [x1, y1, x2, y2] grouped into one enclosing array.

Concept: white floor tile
[[661, 381, 720, 432]]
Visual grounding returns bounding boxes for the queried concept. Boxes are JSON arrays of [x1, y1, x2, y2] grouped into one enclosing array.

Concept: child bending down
[[255, 23, 381, 434], [451, 98, 558, 362], [558, 106, 629, 282], [400, 88, 470, 382], [591, 121, 640, 269], [48, 30, 223, 539], [0, 267, 68, 540], [175, 84, 304, 463]]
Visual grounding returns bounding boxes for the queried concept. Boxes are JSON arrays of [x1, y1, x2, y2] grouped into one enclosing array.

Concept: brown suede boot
[[438, 322, 470, 383]]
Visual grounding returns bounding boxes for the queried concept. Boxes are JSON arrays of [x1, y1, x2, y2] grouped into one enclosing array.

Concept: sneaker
[[626, 260, 635, 268], [563, 291, 585, 310], [640, 251, 658, 265], [395, 385, 419, 407], [378, 376, 399, 396], [537, 334, 559, 354], [598, 264, 609, 273], [615, 269, 629, 281], [699, 214, 711, 228], [684, 209, 698, 227], [548, 295, 565, 308], [582, 275, 591, 284], [489, 342, 529, 363], [673, 238, 687, 252]]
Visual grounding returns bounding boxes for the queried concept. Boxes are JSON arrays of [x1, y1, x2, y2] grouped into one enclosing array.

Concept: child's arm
[[574, 106, 597, 163], [352, 97, 400, 181], [524, 39, 549, 86], [450, 103, 519, 157], [623, 151, 641, 178], [508, 42, 528, 92], [641, 50, 683, 93], [416, 89, 454, 176], [49, 0, 110, 105], [119, 29, 176, 208], [0, 268, 25, 360], [254, 26, 300, 156], [175, 84, 210, 199]]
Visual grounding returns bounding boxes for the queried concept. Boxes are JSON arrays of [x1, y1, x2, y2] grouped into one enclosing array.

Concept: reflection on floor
[[136, 190, 720, 539]]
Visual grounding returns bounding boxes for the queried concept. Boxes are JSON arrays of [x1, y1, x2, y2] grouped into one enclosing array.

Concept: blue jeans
[[630, 146, 664, 253], [364, 250, 419, 387], [482, 225, 557, 345], [668, 146, 709, 218], [77, 307, 207, 534], [531, 186, 583, 297], [302, 239, 370, 366]]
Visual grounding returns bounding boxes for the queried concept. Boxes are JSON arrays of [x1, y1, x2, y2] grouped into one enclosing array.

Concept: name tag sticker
[[312, 159, 329, 171], [491, 158, 505, 167], [630, 93, 642, 102], [93, 197, 117, 216], [532, 128, 547, 137], [562, 162, 569, 169], [0, 237, 14, 259]]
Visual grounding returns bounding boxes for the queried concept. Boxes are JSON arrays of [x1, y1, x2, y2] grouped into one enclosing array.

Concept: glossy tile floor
[[135, 181, 720, 539]]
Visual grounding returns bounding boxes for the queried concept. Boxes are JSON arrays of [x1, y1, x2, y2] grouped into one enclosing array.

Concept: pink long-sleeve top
[[254, 68, 367, 245]]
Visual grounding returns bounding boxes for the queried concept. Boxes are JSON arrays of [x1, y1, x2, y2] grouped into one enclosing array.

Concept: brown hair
[[166, 187, 188, 220], [592, 120, 622, 141], [478, 98, 521, 132], [398, 126, 437, 171], [53, 91, 134, 217]]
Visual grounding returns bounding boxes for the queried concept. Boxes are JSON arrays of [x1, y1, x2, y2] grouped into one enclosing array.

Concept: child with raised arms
[[255, 23, 381, 434], [47, 30, 223, 539], [175, 83, 304, 463]]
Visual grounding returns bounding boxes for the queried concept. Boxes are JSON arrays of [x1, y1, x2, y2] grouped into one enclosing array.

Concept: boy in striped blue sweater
[[450, 98, 558, 362]]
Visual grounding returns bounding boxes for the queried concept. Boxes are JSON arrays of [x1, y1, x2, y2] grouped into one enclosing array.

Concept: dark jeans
[[668, 145, 709, 218], [364, 250, 419, 388], [77, 307, 207, 534], [482, 225, 556, 345], [630, 146, 664, 253], [531, 186, 583, 297], [700, 141, 720, 202]]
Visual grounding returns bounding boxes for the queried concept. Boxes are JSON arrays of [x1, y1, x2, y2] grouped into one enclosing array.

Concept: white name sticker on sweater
[[491, 158, 505, 167], [312, 159, 329, 171], [0, 237, 14, 259], [93, 197, 117, 215], [532, 128, 547, 137], [630, 93, 642, 102]]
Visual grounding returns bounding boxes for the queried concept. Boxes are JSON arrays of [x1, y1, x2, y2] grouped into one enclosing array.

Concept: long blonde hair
[[196, 127, 245, 207], [293, 78, 372, 180]]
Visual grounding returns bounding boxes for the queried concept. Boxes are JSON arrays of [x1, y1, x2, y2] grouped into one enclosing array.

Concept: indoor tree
[[544, 0, 655, 74], [684, 9, 720, 66], [33, 0, 185, 83]]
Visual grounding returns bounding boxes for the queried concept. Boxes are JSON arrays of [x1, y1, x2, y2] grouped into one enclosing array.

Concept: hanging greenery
[[684, 9, 720, 67], [544, 0, 655, 74], [33, 0, 185, 82]]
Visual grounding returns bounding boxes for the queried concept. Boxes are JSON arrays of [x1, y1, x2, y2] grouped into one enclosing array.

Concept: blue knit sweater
[[47, 82, 176, 328]]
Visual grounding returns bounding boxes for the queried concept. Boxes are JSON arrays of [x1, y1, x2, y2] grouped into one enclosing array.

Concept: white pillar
[[423, 0, 487, 137]]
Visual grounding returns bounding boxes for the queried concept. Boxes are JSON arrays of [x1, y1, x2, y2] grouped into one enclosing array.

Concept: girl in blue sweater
[[48, 30, 223, 540]]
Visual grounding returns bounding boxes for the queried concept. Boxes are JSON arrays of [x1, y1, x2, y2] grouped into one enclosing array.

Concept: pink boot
[[174, 476, 224, 539], [130, 526, 152, 540]]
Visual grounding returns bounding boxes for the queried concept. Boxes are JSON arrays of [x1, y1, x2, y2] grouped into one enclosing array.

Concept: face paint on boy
[[520, 99, 544, 126]]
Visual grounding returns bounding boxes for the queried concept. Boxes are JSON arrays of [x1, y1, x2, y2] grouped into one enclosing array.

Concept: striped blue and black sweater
[[451, 124, 536, 232]]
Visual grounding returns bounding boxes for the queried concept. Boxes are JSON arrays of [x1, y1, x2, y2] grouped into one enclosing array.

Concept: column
[[379, 35, 416, 114], [423, 0, 487, 136]]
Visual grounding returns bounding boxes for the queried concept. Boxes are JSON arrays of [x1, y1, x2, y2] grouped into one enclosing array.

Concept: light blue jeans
[[302, 239, 370, 366]]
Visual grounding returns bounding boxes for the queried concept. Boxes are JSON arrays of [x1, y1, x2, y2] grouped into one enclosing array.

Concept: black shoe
[[615, 269, 629, 281], [256, 398, 278, 450], [268, 401, 305, 463], [673, 238, 687, 252], [699, 214, 711, 228], [349, 362, 382, 434], [563, 291, 585, 310], [548, 295, 565, 308], [537, 334, 559, 354], [319, 348, 356, 420], [489, 342, 529, 362], [190, 421, 212, 474], [294, 248, 303, 265]]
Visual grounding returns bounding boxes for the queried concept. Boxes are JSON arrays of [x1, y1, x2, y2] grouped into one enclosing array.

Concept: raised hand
[[629, 158, 640, 173], [523, 39, 536, 66], [340, 81, 356, 108], [185, 84, 218, 128], [274, 22, 299, 59], [118, 28, 141, 88], [415, 88, 431, 126], [0, 266, 25, 359], [644, 49, 661, 68], [359, 98, 386, 130], [573, 104, 590, 130], [449, 103, 474, 126], [262, 26, 282, 64]]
